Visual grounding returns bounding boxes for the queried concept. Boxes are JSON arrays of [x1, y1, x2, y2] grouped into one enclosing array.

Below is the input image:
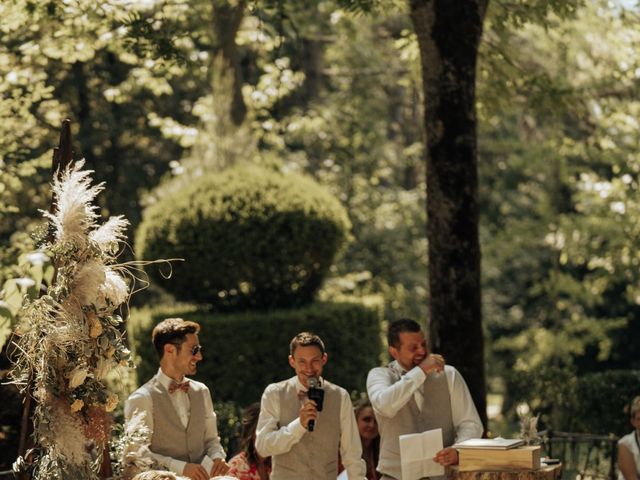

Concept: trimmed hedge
[[509, 367, 640, 436], [128, 298, 384, 407], [135, 166, 351, 311], [571, 370, 640, 436]]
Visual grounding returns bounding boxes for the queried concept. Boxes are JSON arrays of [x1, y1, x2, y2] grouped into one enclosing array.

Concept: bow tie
[[169, 380, 190, 394]]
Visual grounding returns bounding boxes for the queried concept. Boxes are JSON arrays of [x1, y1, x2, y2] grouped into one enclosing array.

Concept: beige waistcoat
[[271, 378, 342, 480], [148, 376, 208, 463], [376, 364, 454, 480]]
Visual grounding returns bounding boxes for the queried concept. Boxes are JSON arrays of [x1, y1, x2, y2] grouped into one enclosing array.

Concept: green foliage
[[480, 0, 640, 401], [3, 0, 640, 445], [136, 165, 351, 310], [509, 368, 640, 437], [246, 6, 429, 321], [127, 298, 383, 406], [213, 400, 243, 455], [0, 250, 54, 350], [490, 0, 584, 29]]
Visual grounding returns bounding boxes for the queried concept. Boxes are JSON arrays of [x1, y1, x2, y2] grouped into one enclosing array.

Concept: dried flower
[[42, 160, 103, 246], [518, 410, 540, 445], [68, 367, 88, 389], [73, 260, 106, 306], [8, 162, 147, 478], [87, 311, 103, 338], [48, 401, 91, 465], [70, 399, 84, 412], [105, 393, 119, 412], [112, 411, 155, 479], [90, 215, 129, 251], [83, 406, 112, 445], [95, 358, 111, 380], [98, 268, 128, 307]]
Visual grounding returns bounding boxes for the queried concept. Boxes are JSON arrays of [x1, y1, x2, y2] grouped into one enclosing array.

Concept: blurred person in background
[[618, 396, 640, 480], [354, 399, 380, 480], [228, 403, 271, 480]]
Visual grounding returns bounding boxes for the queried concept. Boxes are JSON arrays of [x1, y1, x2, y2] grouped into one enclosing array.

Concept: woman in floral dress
[[228, 403, 271, 480]]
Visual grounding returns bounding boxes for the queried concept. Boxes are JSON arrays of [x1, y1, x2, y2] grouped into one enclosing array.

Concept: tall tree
[[409, 0, 489, 428]]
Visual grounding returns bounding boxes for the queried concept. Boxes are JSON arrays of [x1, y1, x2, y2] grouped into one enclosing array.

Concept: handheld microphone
[[306, 376, 324, 432]]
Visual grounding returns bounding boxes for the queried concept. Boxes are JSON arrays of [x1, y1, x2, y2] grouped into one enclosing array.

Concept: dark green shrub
[[214, 400, 243, 456], [135, 166, 351, 311], [571, 370, 640, 436], [508, 366, 640, 436], [128, 298, 384, 406]]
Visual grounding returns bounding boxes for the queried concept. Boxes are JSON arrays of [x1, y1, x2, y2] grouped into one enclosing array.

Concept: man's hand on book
[[434, 447, 458, 466]]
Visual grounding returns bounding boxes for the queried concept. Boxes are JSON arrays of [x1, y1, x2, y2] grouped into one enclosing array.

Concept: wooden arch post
[[16, 119, 75, 479]]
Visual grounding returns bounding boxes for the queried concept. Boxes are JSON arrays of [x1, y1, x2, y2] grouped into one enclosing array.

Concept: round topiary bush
[[135, 165, 351, 310]]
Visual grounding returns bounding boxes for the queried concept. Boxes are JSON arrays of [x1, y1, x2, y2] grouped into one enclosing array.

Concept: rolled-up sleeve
[[203, 388, 226, 460], [255, 384, 306, 457], [447, 367, 484, 441], [339, 391, 367, 479], [367, 366, 426, 418]]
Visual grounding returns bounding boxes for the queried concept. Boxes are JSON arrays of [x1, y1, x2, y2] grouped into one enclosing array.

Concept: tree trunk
[[212, 0, 247, 126], [409, 0, 489, 430]]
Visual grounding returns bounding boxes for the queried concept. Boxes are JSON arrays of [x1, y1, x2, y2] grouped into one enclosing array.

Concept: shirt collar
[[157, 367, 186, 390], [388, 360, 407, 377]]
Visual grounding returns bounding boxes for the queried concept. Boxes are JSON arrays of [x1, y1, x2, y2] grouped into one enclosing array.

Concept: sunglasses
[[171, 343, 203, 356], [189, 345, 203, 356]]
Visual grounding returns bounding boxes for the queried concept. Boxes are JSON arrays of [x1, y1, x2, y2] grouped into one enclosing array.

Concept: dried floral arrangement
[[519, 411, 541, 446], [110, 411, 155, 479], [9, 160, 139, 479]]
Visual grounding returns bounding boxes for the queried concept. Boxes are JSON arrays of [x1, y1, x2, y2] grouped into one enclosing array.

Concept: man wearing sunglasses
[[125, 318, 230, 480]]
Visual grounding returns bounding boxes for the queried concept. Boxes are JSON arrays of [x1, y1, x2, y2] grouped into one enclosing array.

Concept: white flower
[[14, 277, 36, 289], [26, 251, 49, 266], [98, 268, 129, 307]]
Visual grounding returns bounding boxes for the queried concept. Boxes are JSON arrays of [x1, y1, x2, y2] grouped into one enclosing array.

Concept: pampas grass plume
[[44, 160, 104, 246], [73, 260, 106, 306]]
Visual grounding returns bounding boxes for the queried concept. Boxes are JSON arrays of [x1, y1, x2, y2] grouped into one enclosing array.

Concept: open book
[[400, 428, 445, 480], [454, 437, 524, 450]]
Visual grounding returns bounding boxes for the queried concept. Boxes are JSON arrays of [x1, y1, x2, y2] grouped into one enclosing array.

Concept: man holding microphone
[[255, 332, 366, 479]]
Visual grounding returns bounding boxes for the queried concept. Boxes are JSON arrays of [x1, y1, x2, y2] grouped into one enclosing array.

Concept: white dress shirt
[[618, 431, 640, 480], [256, 376, 366, 479], [124, 368, 226, 475], [367, 362, 483, 441]]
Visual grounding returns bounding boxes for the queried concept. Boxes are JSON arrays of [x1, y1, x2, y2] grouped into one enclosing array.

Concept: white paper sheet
[[399, 427, 445, 480], [201, 454, 214, 475]]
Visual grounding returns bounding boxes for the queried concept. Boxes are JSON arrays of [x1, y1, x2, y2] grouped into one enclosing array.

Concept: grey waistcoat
[[148, 376, 207, 463], [271, 378, 342, 480], [376, 364, 454, 480]]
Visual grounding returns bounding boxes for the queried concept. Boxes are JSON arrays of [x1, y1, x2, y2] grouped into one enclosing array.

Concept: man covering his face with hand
[[367, 319, 483, 480]]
